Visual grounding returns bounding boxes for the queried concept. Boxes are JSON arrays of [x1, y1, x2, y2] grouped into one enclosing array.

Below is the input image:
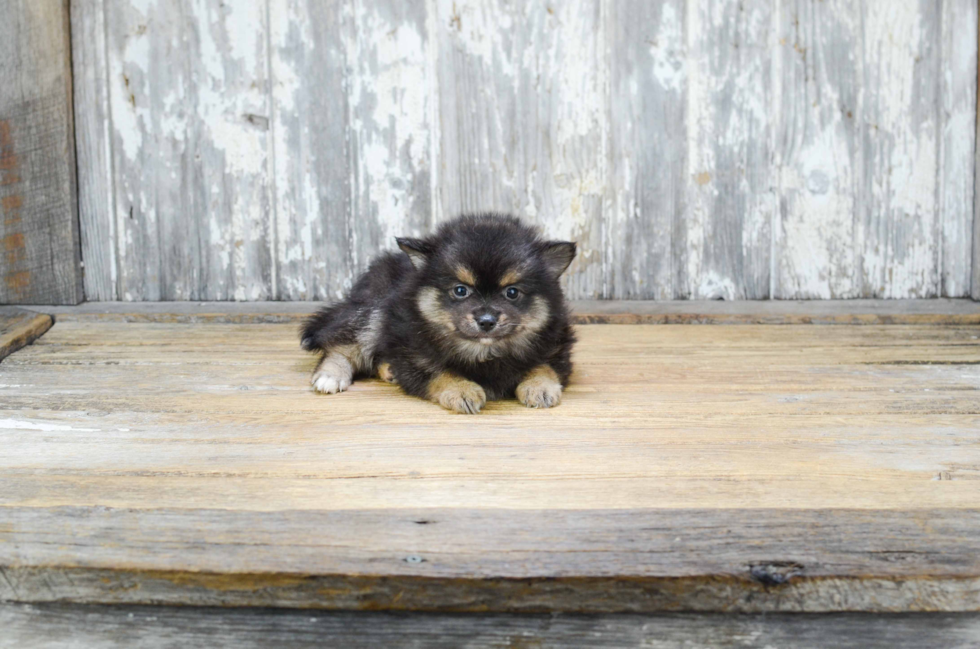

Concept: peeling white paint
[[0, 419, 99, 433], [75, 0, 977, 302]]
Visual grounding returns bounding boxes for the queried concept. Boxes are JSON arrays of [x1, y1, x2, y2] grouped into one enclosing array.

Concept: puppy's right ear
[[396, 237, 434, 271]]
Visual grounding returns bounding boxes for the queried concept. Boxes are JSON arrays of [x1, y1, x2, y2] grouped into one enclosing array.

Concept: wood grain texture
[[71, 0, 117, 302], [974, 0, 980, 302], [606, 0, 682, 299], [269, 0, 351, 301], [680, 0, 774, 300], [70, 0, 978, 301], [35, 298, 980, 325], [942, 0, 978, 298], [0, 307, 53, 361], [1, 321, 980, 610], [0, 0, 83, 305], [435, 0, 607, 298], [3, 605, 979, 649], [103, 0, 274, 300]]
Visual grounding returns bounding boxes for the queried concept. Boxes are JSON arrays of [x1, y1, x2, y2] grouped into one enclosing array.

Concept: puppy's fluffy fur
[[300, 214, 576, 413]]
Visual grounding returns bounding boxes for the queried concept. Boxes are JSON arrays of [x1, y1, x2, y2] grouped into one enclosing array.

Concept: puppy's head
[[397, 215, 575, 360]]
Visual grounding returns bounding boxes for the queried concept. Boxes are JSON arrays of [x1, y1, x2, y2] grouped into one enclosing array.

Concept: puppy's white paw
[[312, 371, 351, 394], [516, 366, 563, 409], [311, 352, 354, 394]]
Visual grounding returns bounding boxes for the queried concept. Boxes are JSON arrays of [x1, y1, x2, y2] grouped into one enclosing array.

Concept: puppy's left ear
[[396, 237, 434, 271], [540, 241, 577, 278]]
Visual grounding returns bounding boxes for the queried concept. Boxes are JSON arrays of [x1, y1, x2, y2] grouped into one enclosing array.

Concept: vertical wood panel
[[606, 0, 684, 299], [679, 0, 775, 300], [772, 0, 861, 299], [940, 0, 977, 297], [106, 0, 273, 300], [348, 0, 433, 277], [0, 0, 83, 305], [858, 0, 942, 298], [269, 0, 351, 301], [435, 0, 607, 299], [71, 0, 118, 301]]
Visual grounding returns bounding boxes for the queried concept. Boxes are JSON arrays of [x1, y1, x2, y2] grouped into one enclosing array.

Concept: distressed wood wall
[[72, 0, 978, 301], [0, 0, 83, 305]]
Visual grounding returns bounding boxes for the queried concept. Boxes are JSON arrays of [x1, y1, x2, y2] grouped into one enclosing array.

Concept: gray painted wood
[[606, 0, 682, 299], [3, 507, 980, 612], [71, 0, 117, 301], [0, 0, 83, 305], [3, 604, 980, 649], [103, 0, 274, 300], [269, 0, 351, 301], [680, 0, 775, 300], [435, 0, 608, 299], [70, 0, 978, 301], [34, 298, 980, 325], [943, 0, 978, 298]]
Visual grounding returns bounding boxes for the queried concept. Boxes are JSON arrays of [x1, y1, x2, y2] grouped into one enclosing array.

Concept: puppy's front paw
[[516, 365, 563, 408], [312, 371, 350, 394], [428, 373, 486, 414]]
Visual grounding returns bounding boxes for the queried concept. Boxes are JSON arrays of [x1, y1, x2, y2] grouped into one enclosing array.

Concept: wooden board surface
[[36, 298, 980, 325], [0, 0, 83, 305], [1, 320, 979, 611], [3, 604, 980, 649], [0, 307, 53, 362], [70, 0, 978, 301]]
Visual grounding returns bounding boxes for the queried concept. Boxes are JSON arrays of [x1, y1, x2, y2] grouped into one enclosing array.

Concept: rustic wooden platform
[[3, 604, 979, 649], [1, 311, 979, 612], [0, 306, 52, 362]]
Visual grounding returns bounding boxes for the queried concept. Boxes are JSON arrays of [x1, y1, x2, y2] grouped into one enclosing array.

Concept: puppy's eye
[[452, 285, 470, 298], [504, 287, 521, 300]]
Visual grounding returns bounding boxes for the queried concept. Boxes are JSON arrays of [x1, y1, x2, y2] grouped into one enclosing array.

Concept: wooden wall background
[[0, 0, 83, 305], [71, 0, 978, 301]]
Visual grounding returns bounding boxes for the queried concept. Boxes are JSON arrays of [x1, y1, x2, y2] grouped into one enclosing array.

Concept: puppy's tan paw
[[377, 362, 396, 383], [428, 373, 486, 414], [516, 365, 563, 409]]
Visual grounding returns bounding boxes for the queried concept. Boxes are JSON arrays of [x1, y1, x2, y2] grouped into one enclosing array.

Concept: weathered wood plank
[[0, 0, 83, 305], [974, 0, 980, 301], [858, 0, 943, 298], [348, 0, 433, 281], [105, 0, 274, 300], [35, 298, 980, 325], [772, 0, 860, 299], [71, 0, 117, 301], [606, 0, 683, 299], [4, 605, 979, 649], [680, 0, 774, 300], [434, 0, 607, 299], [0, 307, 52, 361], [2, 508, 980, 612], [1, 321, 979, 610], [68, 0, 978, 302], [269, 0, 351, 301], [941, 0, 978, 297]]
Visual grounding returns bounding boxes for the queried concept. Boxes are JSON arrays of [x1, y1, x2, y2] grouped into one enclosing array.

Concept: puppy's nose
[[477, 314, 497, 332]]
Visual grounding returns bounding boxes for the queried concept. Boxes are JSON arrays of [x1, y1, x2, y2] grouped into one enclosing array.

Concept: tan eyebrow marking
[[500, 269, 522, 286], [455, 266, 476, 285]]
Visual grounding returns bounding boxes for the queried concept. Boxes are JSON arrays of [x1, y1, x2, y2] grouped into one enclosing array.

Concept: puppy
[[300, 214, 576, 413]]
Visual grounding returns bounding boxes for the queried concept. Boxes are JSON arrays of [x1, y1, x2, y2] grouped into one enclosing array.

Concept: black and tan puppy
[[300, 214, 576, 413]]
